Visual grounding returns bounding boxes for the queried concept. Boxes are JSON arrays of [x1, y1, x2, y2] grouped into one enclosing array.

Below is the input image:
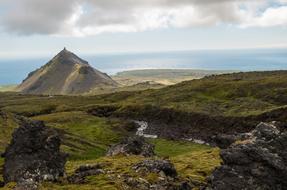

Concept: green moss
[[150, 139, 221, 184], [33, 111, 122, 144], [173, 148, 221, 184]]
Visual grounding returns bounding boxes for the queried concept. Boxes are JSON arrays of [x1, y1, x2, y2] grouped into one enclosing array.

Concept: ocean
[[0, 48, 286, 85]]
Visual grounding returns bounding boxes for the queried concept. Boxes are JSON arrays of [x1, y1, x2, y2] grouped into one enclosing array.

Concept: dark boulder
[[107, 136, 155, 157], [68, 164, 104, 184], [212, 134, 238, 149], [206, 122, 287, 190], [129, 159, 191, 190], [133, 159, 177, 178], [2, 118, 67, 187]]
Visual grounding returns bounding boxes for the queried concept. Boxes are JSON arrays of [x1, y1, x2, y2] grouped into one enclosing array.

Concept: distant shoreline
[[1, 48, 287, 85]]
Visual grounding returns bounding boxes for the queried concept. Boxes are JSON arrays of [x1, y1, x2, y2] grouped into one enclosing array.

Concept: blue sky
[[0, 0, 286, 58]]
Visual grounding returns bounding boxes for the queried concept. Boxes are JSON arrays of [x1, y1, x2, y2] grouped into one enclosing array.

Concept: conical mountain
[[17, 48, 118, 95]]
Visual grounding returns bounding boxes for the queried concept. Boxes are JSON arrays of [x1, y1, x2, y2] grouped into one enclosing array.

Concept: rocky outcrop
[[133, 159, 177, 178], [206, 122, 287, 190], [128, 159, 190, 190], [2, 118, 67, 188], [107, 136, 155, 157], [212, 134, 238, 149], [68, 164, 104, 184]]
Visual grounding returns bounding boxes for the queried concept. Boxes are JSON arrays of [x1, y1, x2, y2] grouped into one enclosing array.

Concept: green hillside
[[1, 70, 287, 189], [123, 70, 287, 116], [1, 71, 287, 117]]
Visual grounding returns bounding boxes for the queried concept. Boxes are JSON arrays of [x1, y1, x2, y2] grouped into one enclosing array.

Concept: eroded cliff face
[[2, 118, 67, 189], [205, 122, 287, 190]]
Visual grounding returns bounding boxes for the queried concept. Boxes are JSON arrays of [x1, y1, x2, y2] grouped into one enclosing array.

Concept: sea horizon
[[0, 47, 286, 85]]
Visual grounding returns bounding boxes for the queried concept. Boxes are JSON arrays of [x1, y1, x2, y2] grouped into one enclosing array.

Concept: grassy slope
[[32, 111, 134, 160], [1, 70, 287, 189], [121, 71, 287, 116], [2, 71, 287, 118]]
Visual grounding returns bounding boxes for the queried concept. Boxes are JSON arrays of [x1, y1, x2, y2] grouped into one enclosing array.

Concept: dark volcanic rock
[[2, 118, 67, 187], [68, 164, 104, 184], [133, 159, 178, 178], [206, 122, 287, 190], [212, 134, 238, 149], [128, 159, 191, 190], [107, 136, 155, 157]]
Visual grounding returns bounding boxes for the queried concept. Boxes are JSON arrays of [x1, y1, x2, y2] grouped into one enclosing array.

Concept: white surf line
[[134, 120, 158, 139]]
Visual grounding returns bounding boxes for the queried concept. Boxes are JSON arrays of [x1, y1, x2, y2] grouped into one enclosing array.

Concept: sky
[[0, 0, 286, 58]]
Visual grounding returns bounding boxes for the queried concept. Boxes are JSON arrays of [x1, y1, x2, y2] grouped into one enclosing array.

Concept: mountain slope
[[17, 48, 118, 95]]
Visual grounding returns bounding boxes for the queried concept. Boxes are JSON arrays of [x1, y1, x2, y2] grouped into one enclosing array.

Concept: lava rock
[[127, 159, 191, 190], [213, 134, 238, 149], [133, 159, 177, 178], [206, 122, 287, 190], [68, 164, 104, 184], [107, 136, 155, 157], [2, 118, 67, 187]]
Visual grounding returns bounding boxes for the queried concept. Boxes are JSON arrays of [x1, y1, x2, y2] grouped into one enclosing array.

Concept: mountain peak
[[53, 48, 89, 66], [58, 47, 71, 56], [17, 48, 118, 95]]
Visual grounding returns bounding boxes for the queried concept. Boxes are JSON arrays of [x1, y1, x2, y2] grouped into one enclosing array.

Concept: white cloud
[[241, 6, 287, 28], [0, 0, 286, 36]]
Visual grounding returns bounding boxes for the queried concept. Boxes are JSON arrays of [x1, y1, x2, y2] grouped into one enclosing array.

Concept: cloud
[[0, 0, 286, 36], [0, 0, 79, 35], [241, 6, 287, 28]]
